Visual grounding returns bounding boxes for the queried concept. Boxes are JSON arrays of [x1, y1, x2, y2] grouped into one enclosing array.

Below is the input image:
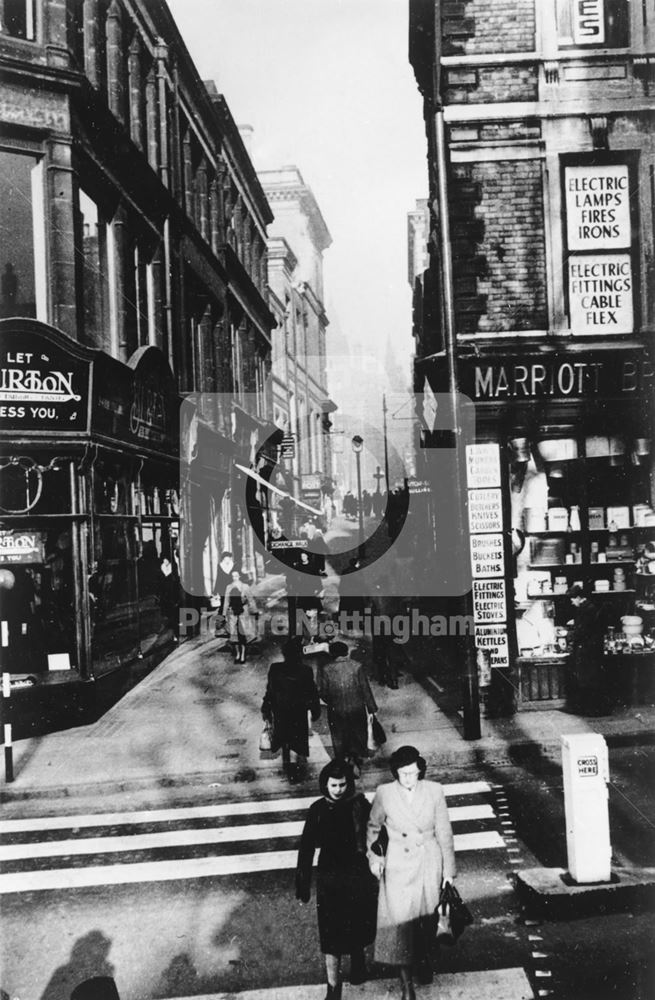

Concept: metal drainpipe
[[434, 107, 480, 741]]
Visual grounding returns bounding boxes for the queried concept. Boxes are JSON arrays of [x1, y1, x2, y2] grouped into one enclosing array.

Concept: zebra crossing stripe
[[0, 781, 492, 835], [0, 830, 505, 893], [0, 805, 497, 862]]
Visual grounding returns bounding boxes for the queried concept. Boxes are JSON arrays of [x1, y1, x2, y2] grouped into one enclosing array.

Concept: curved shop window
[[88, 458, 140, 676], [0, 456, 78, 674]]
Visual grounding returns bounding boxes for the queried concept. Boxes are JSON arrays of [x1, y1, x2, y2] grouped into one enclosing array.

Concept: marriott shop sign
[[459, 350, 654, 402]]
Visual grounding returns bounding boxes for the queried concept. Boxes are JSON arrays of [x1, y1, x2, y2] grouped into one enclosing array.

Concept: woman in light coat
[[222, 570, 258, 663], [367, 745, 456, 1000]]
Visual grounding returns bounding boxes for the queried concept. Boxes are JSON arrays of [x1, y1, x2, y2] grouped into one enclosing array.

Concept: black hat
[[566, 583, 585, 600], [389, 745, 426, 778]]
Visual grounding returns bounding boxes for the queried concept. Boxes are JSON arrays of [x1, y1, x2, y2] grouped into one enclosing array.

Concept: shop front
[[420, 339, 655, 713], [0, 319, 180, 737]]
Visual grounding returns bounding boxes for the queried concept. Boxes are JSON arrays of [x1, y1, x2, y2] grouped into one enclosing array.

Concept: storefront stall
[[420, 339, 655, 712], [0, 319, 180, 736]]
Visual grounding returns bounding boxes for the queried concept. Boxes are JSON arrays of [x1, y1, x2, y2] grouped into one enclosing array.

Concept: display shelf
[[523, 593, 570, 600], [589, 526, 655, 534], [525, 530, 582, 537], [592, 588, 636, 595], [528, 560, 635, 570]]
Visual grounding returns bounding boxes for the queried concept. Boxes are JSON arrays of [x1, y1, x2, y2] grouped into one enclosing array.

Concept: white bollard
[[561, 733, 611, 883]]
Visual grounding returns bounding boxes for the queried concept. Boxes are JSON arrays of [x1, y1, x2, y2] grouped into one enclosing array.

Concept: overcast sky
[[167, 0, 427, 370]]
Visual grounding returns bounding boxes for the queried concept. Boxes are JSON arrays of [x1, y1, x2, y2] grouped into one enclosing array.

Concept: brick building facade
[[410, 0, 655, 711]]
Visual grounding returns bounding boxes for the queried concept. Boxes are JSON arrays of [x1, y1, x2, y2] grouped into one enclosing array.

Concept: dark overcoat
[[318, 658, 377, 759], [296, 792, 377, 955], [262, 660, 320, 757]]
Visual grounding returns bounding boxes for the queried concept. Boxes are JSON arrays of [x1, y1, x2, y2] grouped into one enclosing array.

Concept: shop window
[[0, 457, 70, 516], [0, 0, 36, 40], [0, 150, 45, 320], [136, 521, 178, 653], [90, 517, 139, 675], [78, 190, 111, 353], [557, 0, 630, 48]]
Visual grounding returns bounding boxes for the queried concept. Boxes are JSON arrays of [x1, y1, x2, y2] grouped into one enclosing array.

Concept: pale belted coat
[[366, 779, 456, 966]]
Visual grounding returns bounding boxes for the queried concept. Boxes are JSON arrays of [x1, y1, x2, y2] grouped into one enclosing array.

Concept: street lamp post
[[351, 435, 365, 557]]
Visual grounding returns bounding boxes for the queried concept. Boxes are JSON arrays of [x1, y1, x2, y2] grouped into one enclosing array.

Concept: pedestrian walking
[[212, 551, 234, 636], [367, 745, 456, 1000], [222, 570, 258, 663], [370, 581, 400, 688], [318, 640, 377, 775], [157, 556, 180, 642], [296, 759, 378, 998], [261, 637, 321, 780]]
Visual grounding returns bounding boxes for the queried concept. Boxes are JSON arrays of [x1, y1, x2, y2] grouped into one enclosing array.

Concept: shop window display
[[510, 434, 655, 707]]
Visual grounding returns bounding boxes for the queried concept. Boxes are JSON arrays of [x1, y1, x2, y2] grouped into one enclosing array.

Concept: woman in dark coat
[[296, 760, 378, 999], [261, 637, 321, 779]]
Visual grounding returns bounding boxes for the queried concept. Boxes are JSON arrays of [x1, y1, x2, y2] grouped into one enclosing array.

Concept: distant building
[[259, 166, 336, 532]]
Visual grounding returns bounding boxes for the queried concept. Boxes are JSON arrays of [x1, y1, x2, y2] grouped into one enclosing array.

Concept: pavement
[[2, 568, 654, 817]]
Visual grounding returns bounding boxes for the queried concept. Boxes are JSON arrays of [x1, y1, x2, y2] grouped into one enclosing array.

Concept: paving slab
[[166, 967, 533, 1000]]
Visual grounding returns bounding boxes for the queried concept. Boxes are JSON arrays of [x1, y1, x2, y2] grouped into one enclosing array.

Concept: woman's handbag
[[366, 711, 385, 751], [259, 719, 273, 752], [372, 714, 387, 745], [436, 881, 473, 945]]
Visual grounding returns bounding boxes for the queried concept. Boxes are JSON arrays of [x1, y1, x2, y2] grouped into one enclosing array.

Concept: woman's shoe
[[416, 957, 433, 984], [324, 984, 342, 1000], [400, 984, 416, 1000], [349, 950, 367, 985]]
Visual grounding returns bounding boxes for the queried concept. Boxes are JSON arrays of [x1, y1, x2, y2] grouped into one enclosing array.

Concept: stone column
[[128, 34, 144, 150], [47, 138, 78, 337], [82, 0, 100, 87], [209, 176, 221, 254], [145, 64, 158, 171], [110, 202, 130, 360], [106, 0, 126, 124], [196, 156, 209, 241], [182, 131, 194, 221], [155, 40, 170, 187]]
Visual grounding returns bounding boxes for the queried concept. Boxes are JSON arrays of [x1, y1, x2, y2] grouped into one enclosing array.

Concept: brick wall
[[445, 63, 538, 104], [450, 159, 547, 333], [443, 0, 535, 57]]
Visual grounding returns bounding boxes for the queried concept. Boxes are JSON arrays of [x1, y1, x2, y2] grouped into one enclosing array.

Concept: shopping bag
[[436, 882, 473, 945], [372, 715, 387, 745], [366, 711, 378, 752], [259, 719, 273, 752]]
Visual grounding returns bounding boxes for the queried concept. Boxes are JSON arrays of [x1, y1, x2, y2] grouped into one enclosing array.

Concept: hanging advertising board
[[473, 578, 507, 624], [474, 623, 510, 668], [466, 443, 501, 488], [470, 533, 505, 577], [565, 164, 630, 251], [468, 490, 503, 533], [568, 253, 633, 335]]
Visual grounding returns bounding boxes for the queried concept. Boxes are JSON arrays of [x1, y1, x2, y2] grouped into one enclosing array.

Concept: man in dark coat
[[318, 641, 378, 774], [262, 637, 321, 780], [566, 584, 607, 715]]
